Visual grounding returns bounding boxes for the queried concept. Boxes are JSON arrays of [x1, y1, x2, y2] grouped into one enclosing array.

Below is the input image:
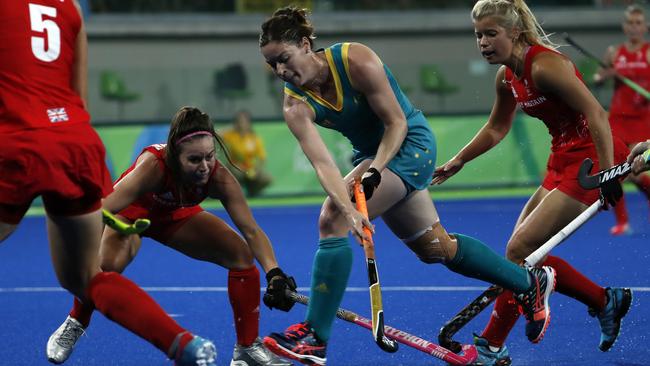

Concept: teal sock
[[445, 233, 530, 292], [305, 237, 353, 342]]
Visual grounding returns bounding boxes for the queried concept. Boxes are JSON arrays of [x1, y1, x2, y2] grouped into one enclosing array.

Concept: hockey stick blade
[[577, 158, 631, 190], [374, 311, 398, 353], [102, 209, 151, 235], [287, 291, 478, 365], [577, 158, 598, 190], [438, 285, 503, 353]]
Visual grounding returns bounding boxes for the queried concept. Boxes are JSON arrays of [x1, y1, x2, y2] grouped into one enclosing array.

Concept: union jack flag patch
[[47, 108, 69, 123]]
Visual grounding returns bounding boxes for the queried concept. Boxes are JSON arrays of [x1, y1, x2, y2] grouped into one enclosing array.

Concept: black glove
[[599, 177, 623, 209], [263, 267, 297, 312], [351, 167, 381, 202]]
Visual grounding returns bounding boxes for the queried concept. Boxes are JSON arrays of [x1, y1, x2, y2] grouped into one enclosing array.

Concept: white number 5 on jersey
[[29, 3, 60, 62]]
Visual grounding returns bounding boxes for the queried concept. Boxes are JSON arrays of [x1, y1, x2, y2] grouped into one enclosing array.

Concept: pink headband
[[175, 131, 213, 146]]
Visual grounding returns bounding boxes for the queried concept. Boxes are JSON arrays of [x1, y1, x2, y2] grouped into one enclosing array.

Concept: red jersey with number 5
[[0, 0, 89, 133], [609, 43, 650, 120], [505, 45, 591, 152]]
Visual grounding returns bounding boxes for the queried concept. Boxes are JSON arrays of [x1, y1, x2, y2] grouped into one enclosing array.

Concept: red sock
[[542, 256, 607, 311], [70, 297, 95, 328], [613, 196, 629, 225], [635, 174, 650, 201], [228, 266, 260, 346], [480, 290, 520, 347], [87, 272, 190, 355]]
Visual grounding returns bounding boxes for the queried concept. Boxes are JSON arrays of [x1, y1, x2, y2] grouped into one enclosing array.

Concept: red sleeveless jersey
[[117, 144, 219, 211], [0, 0, 90, 133], [609, 43, 650, 119], [504, 45, 590, 152]]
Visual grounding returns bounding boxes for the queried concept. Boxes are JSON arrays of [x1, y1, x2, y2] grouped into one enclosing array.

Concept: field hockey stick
[[102, 209, 150, 235], [577, 158, 631, 190], [563, 33, 650, 100], [438, 191, 609, 352], [438, 157, 635, 352], [287, 290, 478, 365], [353, 178, 399, 353]]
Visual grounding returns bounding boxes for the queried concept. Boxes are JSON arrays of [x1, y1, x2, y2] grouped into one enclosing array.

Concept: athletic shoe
[[175, 336, 217, 366], [470, 334, 511, 366], [589, 287, 633, 351], [609, 223, 632, 236], [263, 322, 326, 366], [230, 337, 292, 366], [514, 266, 556, 343], [46, 316, 85, 364]]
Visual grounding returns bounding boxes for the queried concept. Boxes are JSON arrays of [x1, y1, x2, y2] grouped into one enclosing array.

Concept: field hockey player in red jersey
[[433, 1, 632, 364], [46, 106, 294, 366], [0, 1, 217, 365], [595, 4, 650, 235]]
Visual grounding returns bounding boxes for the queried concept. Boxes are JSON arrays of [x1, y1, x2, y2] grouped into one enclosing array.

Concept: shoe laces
[[284, 322, 310, 340], [517, 269, 546, 320], [56, 320, 85, 348]]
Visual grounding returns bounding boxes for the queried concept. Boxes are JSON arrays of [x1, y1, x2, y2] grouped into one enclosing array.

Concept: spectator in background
[[595, 4, 650, 236], [221, 110, 272, 197]]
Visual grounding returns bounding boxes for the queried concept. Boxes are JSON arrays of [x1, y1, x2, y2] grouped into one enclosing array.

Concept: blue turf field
[[0, 195, 648, 365]]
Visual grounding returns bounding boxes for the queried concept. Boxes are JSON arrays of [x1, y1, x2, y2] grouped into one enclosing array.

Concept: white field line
[[1, 286, 649, 293]]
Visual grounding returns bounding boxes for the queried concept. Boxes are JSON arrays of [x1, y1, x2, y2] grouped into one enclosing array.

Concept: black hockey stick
[[564, 33, 650, 100], [577, 158, 631, 190]]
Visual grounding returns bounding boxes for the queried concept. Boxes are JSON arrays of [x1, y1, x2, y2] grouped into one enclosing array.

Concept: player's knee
[[58, 270, 96, 300], [505, 239, 527, 263], [318, 202, 345, 235], [99, 256, 125, 273], [403, 223, 456, 264], [228, 245, 254, 271]]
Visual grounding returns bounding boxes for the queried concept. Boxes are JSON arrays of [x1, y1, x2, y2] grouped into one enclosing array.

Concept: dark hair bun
[[272, 6, 309, 25]]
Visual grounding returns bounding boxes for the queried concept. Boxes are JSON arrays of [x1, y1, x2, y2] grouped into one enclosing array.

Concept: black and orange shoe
[[515, 266, 557, 344], [263, 322, 326, 366]]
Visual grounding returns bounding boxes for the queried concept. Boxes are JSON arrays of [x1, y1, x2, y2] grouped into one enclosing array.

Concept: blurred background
[[82, 0, 641, 198]]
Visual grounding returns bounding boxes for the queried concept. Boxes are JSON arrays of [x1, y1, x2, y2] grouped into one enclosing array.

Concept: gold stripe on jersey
[[299, 48, 343, 112], [284, 86, 317, 116], [342, 42, 352, 84]]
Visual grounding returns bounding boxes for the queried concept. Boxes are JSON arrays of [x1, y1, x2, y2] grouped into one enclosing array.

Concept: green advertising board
[[96, 114, 552, 197]]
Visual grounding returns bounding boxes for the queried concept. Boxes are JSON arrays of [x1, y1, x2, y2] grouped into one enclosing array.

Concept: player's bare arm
[[210, 164, 280, 272], [432, 67, 516, 185], [104, 152, 163, 214], [284, 95, 370, 242], [347, 43, 407, 173], [594, 45, 617, 84], [461, 65, 517, 161]]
